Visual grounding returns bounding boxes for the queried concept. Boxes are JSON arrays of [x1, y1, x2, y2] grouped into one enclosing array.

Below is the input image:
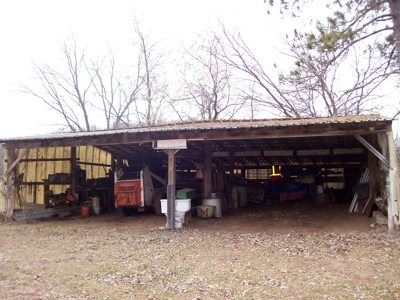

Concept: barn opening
[[1, 115, 398, 230]]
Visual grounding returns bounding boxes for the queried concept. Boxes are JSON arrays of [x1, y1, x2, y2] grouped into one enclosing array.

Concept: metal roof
[[0, 114, 393, 169], [0, 114, 391, 142]]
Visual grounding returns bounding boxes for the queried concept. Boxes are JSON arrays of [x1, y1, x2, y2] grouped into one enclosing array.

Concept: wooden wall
[[0, 146, 112, 211]]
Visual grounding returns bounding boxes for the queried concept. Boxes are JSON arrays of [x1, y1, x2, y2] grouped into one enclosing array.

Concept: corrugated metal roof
[[0, 114, 391, 142]]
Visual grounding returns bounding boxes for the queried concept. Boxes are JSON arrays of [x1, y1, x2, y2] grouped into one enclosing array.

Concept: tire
[[117, 207, 135, 217], [153, 190, 164, 216]]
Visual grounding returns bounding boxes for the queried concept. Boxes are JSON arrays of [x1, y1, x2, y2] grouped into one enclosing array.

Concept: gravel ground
[[1, 204, 400, 299]]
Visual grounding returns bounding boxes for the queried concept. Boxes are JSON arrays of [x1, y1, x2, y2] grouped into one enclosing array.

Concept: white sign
[[153, 139, 187, 149]]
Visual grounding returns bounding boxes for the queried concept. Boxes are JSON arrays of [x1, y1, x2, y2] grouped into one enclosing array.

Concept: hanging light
[[270, 165, 283, 182]]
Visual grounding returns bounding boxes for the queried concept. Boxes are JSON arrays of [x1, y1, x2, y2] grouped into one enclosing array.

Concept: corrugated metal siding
[[0, 114, 390, 143], [0, 146, 111, 209]]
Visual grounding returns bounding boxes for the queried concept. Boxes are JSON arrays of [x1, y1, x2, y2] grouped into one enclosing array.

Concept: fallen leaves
[[1, 220, 400, 299]]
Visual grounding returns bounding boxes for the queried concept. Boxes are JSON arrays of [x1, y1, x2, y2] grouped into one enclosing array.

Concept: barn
[[0, 114, 398, 230]]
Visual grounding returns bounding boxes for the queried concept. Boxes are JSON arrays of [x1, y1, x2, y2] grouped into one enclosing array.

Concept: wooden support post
[[386, 131, 400, 230], [111, 154, 116, 172], [203, 141, 212, 199], [5, 148, 16, 221], [43, 180, 50, 206], [362, 135, 379, 216], [229, 150, 235, 183], [165, 149, 179, 230], [71, 147, 77, 195], [116, 157, 122, 170]]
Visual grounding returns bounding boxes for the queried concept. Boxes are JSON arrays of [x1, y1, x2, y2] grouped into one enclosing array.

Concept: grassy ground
[[1, 220, 400, 299]]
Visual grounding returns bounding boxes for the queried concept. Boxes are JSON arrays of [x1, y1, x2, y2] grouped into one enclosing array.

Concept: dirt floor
[[1, 202, 400, 299], [43, 201, 374, 234]]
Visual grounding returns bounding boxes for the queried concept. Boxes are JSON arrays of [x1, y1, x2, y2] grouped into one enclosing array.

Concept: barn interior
[[1, 115, 397, 228]]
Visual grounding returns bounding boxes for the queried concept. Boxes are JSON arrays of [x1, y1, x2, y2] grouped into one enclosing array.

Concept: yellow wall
[[0, 146, 112, 211]]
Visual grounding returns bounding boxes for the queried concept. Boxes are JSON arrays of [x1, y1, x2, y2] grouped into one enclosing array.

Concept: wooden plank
[[354, 134, 391, 169], [212, 152, 229, 157], [234, 151, 261, 157], [6, 148, 30, 175], [5, 148, 16, 221], [229, 150, 234, 183], [77, 161, 112, 167], [165, 149, 179, 230], [333, 148, 363, 155], [71, 147, 77, 195], [297, 149, 330, 156], [362, 136, 379, 216], [203, 141, 213, 199], [20, 158, 76, 162], [386, 131, 400, 230], [264, 150, 293, 156], [222, 167, 234, 209]]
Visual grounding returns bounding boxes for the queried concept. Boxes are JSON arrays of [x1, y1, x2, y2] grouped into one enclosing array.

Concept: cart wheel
[[123, 207, 135, 216], [153, 190, 164, 216], [117, 207, 135, 217]]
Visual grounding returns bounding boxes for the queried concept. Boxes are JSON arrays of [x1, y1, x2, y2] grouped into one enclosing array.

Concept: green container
[[176, 188, 196, 199]]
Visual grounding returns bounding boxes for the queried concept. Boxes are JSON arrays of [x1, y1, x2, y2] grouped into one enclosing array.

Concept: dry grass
[[1, 220, 400, 299]]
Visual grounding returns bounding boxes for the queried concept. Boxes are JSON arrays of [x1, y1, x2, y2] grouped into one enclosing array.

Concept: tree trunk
[[389, 0, 400, 64]]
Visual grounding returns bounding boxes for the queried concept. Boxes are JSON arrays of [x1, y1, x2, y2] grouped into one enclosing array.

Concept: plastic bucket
[[203, 198, 222, 218], [81, 205, 90, 217], [91, 197, 100, 207], [93, 206, 101, 215]]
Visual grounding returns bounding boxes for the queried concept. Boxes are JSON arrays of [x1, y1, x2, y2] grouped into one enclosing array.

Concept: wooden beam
[[150, 171, 167, 186], [229, 150, 234, 183], [386, 131, 400, 230], [165, 149, 179, 230], [212, 152, 229, 157], [264, 150, 293, 156], [77, 162, 112, 167], [71, 147, 77, 195], [234, 151, 261, 157], [203, 141, 213, 199], [5, 148, 16, 221], [20, 158, 76, 162], [333, 148, 363, 155], [297, 149, 330, 156], [354, 134, 392, 169], [6, 147, 30, 175]]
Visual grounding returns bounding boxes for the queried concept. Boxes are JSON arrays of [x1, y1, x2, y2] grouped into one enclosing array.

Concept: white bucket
[[317, 185, 324, 194], [203, 198, 222, 218]]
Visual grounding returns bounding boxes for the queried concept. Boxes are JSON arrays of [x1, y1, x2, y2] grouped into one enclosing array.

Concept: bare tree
[[21, 35, 94, 132], [277, 31, 396, 117], [20, 14, 169, 132], [132, 15, 169, 126], [89, 47, 144, 129], [173, 34, 245, 121], [214, 23, 303, 118], [213, 19, 397, 118]]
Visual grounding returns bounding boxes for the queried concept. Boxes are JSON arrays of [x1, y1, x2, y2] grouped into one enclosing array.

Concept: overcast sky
[[4, 1, 396, 139], [1, 0, 286, 138]]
